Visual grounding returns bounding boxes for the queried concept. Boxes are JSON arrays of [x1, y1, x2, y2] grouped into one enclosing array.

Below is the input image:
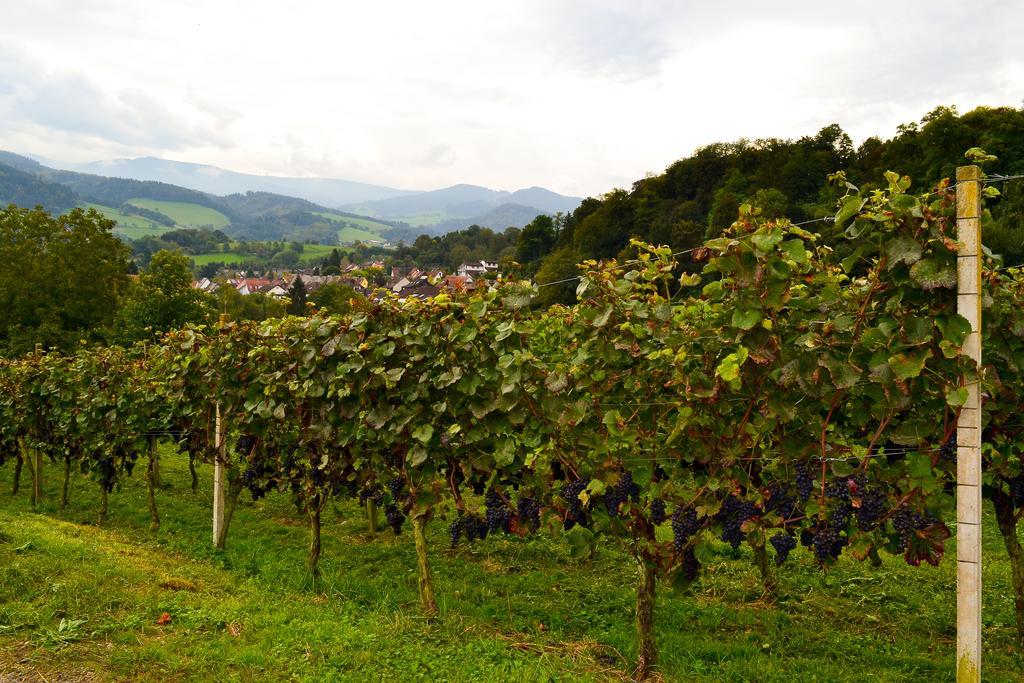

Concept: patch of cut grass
[[126, 199, 229, 229], [0, 447, 1022, 680], [82, 203, 175, 240]]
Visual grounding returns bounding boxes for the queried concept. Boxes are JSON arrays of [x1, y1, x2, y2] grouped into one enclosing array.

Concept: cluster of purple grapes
[[650, 498, 668, 525], [242, 461, 274, 501], [715, 495, 758, 549], [384, 503, 405, 535], [795, 463, 814, 501], [448, 512, 488, 546], [940, 435, 956, 463], [763, 481, 799, 522], [358, 483, 384, 507], [97, 456, 117, 493], [824, 479, 853, 531], [236, 434, 258, 456], [671, 507, 701, 552], [309, 453, 327, 488], [892, 507, 935, 551], [855, 486, 886, 531], [769, 532, 796, 565], [604, 472, 640, 517], [384, 477, 406, 534], [561, 479, 589, 530], [680, 546, 700, 582], [485, 488, 513, 534], [516, 496, 541, 530], [810, 525, 845, 563]]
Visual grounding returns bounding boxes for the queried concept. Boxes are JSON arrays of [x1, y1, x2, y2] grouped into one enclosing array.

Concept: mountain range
[[0, 151, 583, 245], [46, 155, 583, 234]]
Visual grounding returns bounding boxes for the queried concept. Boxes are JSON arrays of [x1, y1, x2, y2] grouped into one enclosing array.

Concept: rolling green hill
[[126, 198, 230, 229], [82, 203, 176, 240], [312, 211, 392, 244]]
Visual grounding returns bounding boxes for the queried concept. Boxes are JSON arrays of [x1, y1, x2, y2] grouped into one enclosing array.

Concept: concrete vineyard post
[[955, 165, 982, 683], [212, 313, 229, 549]]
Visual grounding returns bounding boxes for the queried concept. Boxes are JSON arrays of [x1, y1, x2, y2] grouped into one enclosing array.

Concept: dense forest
[[528, 105, 1024, 304]]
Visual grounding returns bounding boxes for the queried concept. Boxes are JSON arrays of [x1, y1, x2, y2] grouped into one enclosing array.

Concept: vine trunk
[[993, 490, 1024, 642], [634, 556, 657, 681], [412, 511, 438, 615]]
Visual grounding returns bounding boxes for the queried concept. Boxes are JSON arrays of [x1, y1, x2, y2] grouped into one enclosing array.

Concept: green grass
[[189, 252, 251, 266], [398, 211, 448, 227], [82, 203, 176, 240], [335, 207, 446, 228], [1, 449, 1022, 681], [336, 226, 386, 244], [189, 244, 344, 266], [312, 212, 391, 244], [297, 244, 340, 262], [126, 199, 230, 230]]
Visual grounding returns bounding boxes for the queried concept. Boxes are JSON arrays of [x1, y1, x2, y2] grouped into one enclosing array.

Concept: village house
[[456, 260, 498, 278]]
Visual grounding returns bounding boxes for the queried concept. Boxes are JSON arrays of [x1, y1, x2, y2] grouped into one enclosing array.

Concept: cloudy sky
[[1, 1, 1021, 196]]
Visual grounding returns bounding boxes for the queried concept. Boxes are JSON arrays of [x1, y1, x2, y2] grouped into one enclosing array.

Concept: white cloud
[[0, 1, 1021, 197]]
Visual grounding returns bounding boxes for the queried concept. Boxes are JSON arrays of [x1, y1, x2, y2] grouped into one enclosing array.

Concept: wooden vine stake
[[955, 165, 982, 682], [212, 313, 230, 549], [32, 343, 43, 506]]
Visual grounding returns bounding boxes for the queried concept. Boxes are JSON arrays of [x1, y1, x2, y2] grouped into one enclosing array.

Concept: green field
[[398, 211, 448, 227], [326, 208, 445, 229], [126, 199, 230, 230], [1, 448, 1022, 681], [312, 212, 391, 244], [189, 252, 251, 266], [82, 203, 176, 240], [189, 243, 343, 266]]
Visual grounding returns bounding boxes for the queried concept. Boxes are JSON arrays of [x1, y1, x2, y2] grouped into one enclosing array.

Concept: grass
[[82, 203, 176, 240], [336, 226, 386, 244], [312, 212, 391, 233], [126, 199, 230, 230], [398, 211, 448, 227], [311, 212, 390, 245], [339, 207, 446, 228], [188, 244, 343, 267], [1, 448, 1023, 681]]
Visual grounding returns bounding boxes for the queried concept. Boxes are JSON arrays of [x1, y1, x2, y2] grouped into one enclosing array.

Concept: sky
[[0, 1, 1021, 197]]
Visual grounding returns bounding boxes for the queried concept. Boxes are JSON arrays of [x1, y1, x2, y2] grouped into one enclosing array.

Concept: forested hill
[[0, 154, 404, 245], [532, 105, 1024, 304]]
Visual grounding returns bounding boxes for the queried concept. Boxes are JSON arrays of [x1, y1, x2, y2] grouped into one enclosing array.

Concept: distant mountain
[[0, 161, 77, 213], [0, 152, 398, 245], [0, 151, 47, 175], [2, 149, 582, 242], [62, 156, 416, 208], [343, 182, 582, 229], [508, 187, 582, 214], [433, 202, 555, 233]]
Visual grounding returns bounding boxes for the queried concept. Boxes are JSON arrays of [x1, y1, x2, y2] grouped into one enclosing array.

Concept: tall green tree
[[310, 282, 361, 315], [515, 214, 555, 268], [110, 249, 213, 344], [0, 205, 130, 355], [215, 286, 286, 322], [287, 276, 308, 316]]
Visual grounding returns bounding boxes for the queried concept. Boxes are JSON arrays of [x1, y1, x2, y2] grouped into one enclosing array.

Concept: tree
[[110, 249, 213, 344], [533, 246, 581, 307], [0, 205, 131, 356], [516, 215, 555, 267], [310, 282, 362, 315], [287, 276, 308, 316], [216, 286, 286, 322]]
